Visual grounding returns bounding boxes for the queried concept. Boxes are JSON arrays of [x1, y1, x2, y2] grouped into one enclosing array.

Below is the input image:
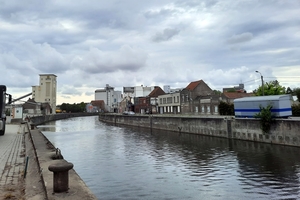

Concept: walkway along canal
[[99, 113, 300, 147], [39, 115, 300, 200]]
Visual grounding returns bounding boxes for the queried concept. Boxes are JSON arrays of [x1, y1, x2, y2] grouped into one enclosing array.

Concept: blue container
[[233, 95, 293, 118]]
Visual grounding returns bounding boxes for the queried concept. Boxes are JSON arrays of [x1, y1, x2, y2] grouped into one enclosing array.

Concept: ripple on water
[[42, 116, 300, 200]]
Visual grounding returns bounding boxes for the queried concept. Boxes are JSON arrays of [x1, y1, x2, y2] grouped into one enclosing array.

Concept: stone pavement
[[0, 123, 26, 200]]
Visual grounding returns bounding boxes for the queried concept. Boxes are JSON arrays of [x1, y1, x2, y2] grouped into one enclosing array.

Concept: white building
[[95, 84, 122, 112], [163, 85, 183, 94], [123, 87, 135, 98], [134, 85, 154, 97], [32, 74, 57, 113], [158, 92, 181, 114], [123, 85, 156, 105], [163, 85, 171, 93]]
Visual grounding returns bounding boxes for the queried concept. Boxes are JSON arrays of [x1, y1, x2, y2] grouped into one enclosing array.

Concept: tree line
[[59, 102, 87, 113]]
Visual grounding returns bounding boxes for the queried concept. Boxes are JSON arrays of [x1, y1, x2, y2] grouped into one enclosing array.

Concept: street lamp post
[[255, 70, 264, 96]]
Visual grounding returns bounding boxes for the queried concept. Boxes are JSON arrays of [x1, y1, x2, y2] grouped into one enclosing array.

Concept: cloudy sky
[[1, 0, 299, 104]]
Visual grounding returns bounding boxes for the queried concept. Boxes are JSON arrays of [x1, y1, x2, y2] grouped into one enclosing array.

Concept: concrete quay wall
[[28, 124, 97, 199], [99, 114, 300, 147], [30, 112, 98, 125], [25, 114, 98, 199]]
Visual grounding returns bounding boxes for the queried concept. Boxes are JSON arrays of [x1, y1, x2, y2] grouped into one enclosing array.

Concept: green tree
[[213, 90, 222, 95], [60, 102, 87, 113], [227, 89, 236, 93], [254, 80, 286, 96], [292, 88, 300, 102], [292, 104, 300, 116], [218, 101, 234, 115], [286, 87, 293, 94]]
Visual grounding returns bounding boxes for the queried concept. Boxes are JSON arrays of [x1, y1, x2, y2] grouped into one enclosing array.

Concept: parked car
[[128, 111, 135, 115]]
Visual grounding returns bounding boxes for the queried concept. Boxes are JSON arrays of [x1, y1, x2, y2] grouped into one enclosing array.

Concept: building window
[[215, 105, 218, 113], [163, 98, 166, 104], [207, 106, 210, 113], [177, 96, 179, 103], [201, 106, 204, 113], [160, 98, 162, 104]]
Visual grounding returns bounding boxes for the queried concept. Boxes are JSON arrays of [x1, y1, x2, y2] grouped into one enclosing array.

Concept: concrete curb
[[26, 123, 97, 200]]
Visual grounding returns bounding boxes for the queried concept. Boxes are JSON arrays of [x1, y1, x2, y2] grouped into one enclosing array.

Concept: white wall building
[[95, 84, 122, 112], [163, 85, 171, 93], [32, 74, 57, 113], [134, 85, 154, 97], [158, 92, 181, 114], [123, 87, 135, 98], [122, 85, 156, 105]]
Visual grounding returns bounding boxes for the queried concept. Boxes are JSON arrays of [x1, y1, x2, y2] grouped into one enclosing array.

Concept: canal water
[[38, 116, 300, 200]]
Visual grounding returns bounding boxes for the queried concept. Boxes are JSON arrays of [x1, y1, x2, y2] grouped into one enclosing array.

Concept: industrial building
[[32, 74, 57, 113]]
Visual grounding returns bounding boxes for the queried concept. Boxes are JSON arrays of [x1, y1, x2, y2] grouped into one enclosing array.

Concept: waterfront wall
[[30, 112, 98, 125], [99, 114, 300, 147], [27, 123, 97, 199]]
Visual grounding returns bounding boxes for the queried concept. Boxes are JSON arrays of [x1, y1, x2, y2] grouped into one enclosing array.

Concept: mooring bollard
[[48, 160, 74, 193]]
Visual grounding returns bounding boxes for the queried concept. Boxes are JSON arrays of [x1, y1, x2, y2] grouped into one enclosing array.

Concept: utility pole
[[255, 71, 264, 96]]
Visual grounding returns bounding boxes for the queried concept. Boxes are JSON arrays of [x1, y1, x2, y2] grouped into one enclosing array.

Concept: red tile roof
[[91, 100, 105, 109], [148, 86, 165, 97], [185, 80, 212, 91], [185, 80, 203, 91], [223, 92, 254, 99]]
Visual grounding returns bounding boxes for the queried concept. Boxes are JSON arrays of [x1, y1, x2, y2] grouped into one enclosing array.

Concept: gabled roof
[[185, 80, 211, 91], [223, 92, 254, 99], [148, 86, 165, 97], [22, 98, 37, 109], [91, 100, 105, 106]]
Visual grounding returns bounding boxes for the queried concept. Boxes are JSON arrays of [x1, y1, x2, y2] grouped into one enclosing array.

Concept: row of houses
[[90, 80, 254, 115]]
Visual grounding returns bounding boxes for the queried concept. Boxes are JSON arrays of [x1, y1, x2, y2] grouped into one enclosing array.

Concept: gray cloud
[[144, 8, 175, 19], [227, 32, 253, 44], [60, 85, 82, 96], [0, 0, 299, 103], [152, 28, 180, 42], [71, 45, 148, 73]]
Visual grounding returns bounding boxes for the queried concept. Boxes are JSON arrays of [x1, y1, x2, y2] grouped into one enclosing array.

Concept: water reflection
[[39, 116, 300, 200]]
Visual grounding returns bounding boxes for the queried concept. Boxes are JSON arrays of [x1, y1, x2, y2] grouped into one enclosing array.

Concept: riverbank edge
[[30, 112, 99, 126], [25, 118, 97, 199], [99, 114, 300, 147]]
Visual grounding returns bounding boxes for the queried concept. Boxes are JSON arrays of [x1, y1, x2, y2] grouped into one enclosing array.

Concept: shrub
[[219, 101, 234, 115], [254, 104, 274, 134], [292, 104, 300, 116]]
